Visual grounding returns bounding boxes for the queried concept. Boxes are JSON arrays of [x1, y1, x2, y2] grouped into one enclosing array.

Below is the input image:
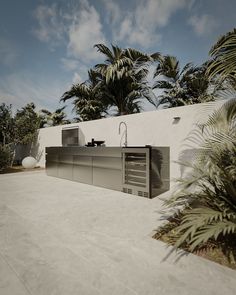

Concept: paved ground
[[0, 171, 235, 295]]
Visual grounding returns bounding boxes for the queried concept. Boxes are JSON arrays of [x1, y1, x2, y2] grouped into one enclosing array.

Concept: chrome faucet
[[118, 121, 128, 147]]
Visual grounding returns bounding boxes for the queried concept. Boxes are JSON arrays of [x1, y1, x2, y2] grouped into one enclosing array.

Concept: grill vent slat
[[144, 192, 149, 198]]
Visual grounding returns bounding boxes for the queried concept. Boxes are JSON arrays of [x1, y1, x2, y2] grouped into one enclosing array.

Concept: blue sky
[[0, 0, 235, 117]]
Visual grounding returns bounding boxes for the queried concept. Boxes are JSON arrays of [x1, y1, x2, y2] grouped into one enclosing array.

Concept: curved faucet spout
[[118, 121, 128, 147]]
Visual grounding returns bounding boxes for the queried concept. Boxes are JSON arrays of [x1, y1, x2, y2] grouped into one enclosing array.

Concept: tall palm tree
[[61, 70, 107, 121], [94, 44, 159, 115], [153, 55, 217, 107], [40, 106, 70, 127], [207, 28, 236, 84]]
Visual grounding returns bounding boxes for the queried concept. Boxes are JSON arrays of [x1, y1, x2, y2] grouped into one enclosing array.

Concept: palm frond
[[40, 109, 51, 115], [94, 44, 114, 62], [55, 106, 66, 114], [160, 98, 236, 254], [153, 80, 173, 90], [207, 28, 236, 81]]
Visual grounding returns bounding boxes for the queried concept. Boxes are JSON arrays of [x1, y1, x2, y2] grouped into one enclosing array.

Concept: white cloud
[[33, 0, 107, 65], [0, 38, 18, 67], [188, 14, 218, 36], [0, 72, 70, 112], [102, 0, 121, 25], [117, 17, 162, 48], [0, 66, 90, 116], [113, 0, 188, 48], [72, 72, 83, 84], [33, 0, 189, 66], [61, 58, 79, 71], [67, 1, 107, 62], [32, 4, 66, 48], [135, 0, 187, 28], [187, 0, 196, 10], [62, 59, 89, 83]]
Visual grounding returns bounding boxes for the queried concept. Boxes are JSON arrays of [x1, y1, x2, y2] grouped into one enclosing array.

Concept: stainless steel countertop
[[45, 146, 152, 158], [46, 146, 123, 157]]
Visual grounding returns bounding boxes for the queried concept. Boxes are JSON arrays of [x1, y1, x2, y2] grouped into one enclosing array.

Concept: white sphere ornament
[[22, 157, 37, 169]]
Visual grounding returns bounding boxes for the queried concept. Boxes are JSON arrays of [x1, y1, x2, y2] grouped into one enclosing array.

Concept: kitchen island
[[46, 146, 169, 198]]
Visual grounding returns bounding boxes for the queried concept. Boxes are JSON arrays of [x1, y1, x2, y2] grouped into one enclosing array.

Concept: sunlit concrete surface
[[0, 171, 235, 295]]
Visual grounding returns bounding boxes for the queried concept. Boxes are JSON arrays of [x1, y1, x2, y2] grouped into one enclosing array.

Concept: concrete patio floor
[[0, 171, 236, 295]]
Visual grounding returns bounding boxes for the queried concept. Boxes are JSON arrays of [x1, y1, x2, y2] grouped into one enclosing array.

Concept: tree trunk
[[10, 143, 16, 167]]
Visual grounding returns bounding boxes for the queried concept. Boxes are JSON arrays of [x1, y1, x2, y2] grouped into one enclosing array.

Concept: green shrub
[[0, 145, 13, 171], [163, 98, 236, 255]]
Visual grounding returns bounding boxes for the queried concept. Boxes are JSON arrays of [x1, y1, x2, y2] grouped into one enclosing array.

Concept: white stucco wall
[[35, 101, 224, 184]]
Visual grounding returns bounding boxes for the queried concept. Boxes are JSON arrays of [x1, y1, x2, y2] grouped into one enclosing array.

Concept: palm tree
[[94, 44, 159, 115], [163, 98, 236, 256], [61, 70, 107, 121], [40, 106, 70, 127], [153, 55, 217, 107], [207, 28, 236, 84]]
